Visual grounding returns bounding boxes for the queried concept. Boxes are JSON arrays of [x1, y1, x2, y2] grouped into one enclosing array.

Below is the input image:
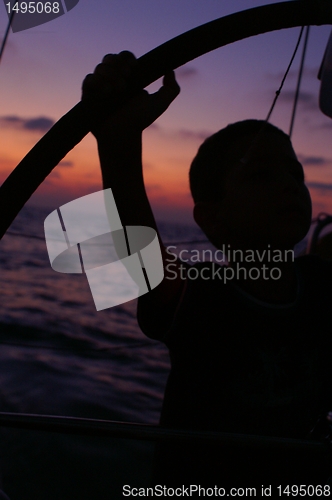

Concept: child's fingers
[[101, 52, 137, 77], [93, 52, 137, 91], [162, 71, 181, 101], [102, 52, 136, 63], [83, 73, 108, 92], [163, 71, 180, 93], [94, 63, 126, 90], [149, 71, 180, 114], [117, 51, 137, 67], [102, 53, 117, 64], [82, 74, 122, 99]]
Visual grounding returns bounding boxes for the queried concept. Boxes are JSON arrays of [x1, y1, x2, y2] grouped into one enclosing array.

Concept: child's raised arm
[[83, 52, 185, 337]]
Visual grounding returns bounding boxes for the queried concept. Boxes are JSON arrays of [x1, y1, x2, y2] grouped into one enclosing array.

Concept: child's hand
[[82, 51, 180, 137]]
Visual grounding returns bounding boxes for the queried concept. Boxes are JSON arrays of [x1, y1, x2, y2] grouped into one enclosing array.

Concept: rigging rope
[[0, 10, 15, 65], [265, 25, 305, 123], [240, 26, 305, 165], [289, 25, 310, 137]]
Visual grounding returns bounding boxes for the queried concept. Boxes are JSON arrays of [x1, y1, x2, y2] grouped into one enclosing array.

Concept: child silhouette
[[83, 51, 332, 488]]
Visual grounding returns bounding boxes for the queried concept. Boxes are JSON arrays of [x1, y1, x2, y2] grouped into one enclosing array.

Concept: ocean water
[[0, 205, 211, 500]]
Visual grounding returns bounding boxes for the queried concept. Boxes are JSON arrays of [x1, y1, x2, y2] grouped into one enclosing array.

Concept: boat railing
[[307, 213, 332, 254], [0, 411, 329, 454]]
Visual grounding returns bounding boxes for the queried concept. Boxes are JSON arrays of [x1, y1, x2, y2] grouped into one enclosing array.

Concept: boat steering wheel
[[0, 0, 332, 238]]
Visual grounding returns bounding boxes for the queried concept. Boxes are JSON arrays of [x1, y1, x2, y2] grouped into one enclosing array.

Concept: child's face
[[212, 131, 312, 250]]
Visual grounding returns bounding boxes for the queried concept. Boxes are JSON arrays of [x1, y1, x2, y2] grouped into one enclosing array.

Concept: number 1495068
[[6, 2, 60, 14], [276, 485, 330, 497]]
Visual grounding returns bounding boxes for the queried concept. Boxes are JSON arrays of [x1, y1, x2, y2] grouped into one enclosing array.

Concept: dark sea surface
[[0, 205, 213, 500]]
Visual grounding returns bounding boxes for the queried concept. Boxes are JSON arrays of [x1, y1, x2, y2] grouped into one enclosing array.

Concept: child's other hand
[[82, 51, 180, 137]]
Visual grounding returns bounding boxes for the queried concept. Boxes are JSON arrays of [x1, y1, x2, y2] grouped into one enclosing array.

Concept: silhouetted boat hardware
[[0, 412, 329, 454], [308, 213, 332, 254]]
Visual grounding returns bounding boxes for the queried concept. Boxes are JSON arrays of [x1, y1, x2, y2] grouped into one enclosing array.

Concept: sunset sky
[[1, 0, 332, 224]]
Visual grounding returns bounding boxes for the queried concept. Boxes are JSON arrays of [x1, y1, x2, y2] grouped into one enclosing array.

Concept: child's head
[[190, 120, 312, 250]]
